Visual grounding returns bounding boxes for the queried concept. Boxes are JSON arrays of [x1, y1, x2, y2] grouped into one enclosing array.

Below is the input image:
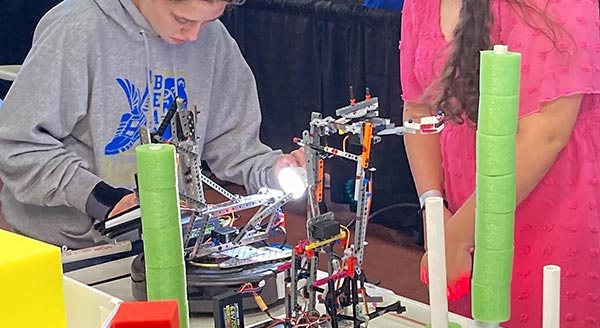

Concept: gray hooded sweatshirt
[[0, 0, 281, 249]]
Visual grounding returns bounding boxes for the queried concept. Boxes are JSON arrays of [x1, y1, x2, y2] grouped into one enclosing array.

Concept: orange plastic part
[[360, 123, 373, 168]]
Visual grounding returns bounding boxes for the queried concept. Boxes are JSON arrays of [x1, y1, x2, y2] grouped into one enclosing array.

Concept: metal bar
[[233, 192, 292, 243], [189, 231, 270, 259], [199, 174, 236, 200], [307, 255, 318, 312]]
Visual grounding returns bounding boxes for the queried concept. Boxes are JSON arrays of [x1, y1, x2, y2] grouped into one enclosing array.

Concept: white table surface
[[76, 257, 477, 328]]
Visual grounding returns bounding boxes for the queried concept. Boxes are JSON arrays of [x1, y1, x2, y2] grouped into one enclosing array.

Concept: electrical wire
[[339, 224, 350, 250], [188, 260, 218, 268], [342, 135, 349, 152], [278, 226, 288, 249], [367, 202, 419, 221], [238, 282, 263, 294]]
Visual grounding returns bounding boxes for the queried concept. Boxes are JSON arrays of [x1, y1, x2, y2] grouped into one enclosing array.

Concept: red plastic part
[[110, 300, 180, 328], [347, 257, 356, 278]]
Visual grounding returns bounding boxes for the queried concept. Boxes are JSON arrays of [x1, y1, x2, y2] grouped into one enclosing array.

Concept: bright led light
[[277, 167, 308, 199]]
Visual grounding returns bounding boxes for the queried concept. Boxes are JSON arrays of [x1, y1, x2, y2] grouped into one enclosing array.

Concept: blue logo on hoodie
[[105, 73, 187, 155]]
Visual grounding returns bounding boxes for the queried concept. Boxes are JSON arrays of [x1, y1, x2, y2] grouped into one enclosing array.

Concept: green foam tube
[[479, 48, 521, 97], [476, 132, 516, 176], [477, 95, 519, 136], [136, 146, 178, 191], [142, 226, 186, 269], [476, 173, 516, 214], [146, 265, 187, 297], [136, 190, 181, 230], [471, 282, 511, 322], [136, 144, 189, 328], [475, 210, 515, 251], [473, 45, 521, 323], [472, 248, 514, 287], [146, 266, 188, 323]]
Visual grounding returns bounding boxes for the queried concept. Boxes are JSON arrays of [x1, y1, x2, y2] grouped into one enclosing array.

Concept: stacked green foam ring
[[472, 45, 521, 323], [136, 144, 189, 328]]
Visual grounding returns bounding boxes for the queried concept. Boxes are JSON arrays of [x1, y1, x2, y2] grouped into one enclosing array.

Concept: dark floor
[[0, 181, 429, 304]]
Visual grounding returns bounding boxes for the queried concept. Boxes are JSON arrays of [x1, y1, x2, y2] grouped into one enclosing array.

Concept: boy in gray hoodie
[[0, 0, 304, 249]]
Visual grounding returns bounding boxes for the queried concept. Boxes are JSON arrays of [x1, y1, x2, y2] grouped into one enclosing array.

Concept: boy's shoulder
[[41, 0, 100, 25], [196, 19, 238, 51], [34, 0, 102, 44]]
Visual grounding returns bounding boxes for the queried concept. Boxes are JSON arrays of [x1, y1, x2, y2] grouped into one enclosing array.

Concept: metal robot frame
[[281, 87, 444, 327], [137, 97, 294, 265]]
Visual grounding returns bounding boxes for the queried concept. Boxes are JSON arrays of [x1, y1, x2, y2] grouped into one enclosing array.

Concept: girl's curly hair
[[436, 0, 564, 125]]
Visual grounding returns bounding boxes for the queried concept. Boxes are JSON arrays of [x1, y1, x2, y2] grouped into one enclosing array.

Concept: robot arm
[[378, 110, 445, 136]]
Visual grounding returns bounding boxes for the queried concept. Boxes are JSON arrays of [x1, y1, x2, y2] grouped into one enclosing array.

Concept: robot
[[97, 97, 295, 313], [278, 87, 444, 327]]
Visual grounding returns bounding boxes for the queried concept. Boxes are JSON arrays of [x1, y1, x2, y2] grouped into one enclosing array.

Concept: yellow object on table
[[0, 230, 66, 328]]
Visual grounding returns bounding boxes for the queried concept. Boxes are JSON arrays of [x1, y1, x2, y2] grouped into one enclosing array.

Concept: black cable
[[367, 202, 419, 221], [89, 273, 131, 287], [346, 218, 356, 229], [153, 98, 178, 139], [279, 226, 288, 249]]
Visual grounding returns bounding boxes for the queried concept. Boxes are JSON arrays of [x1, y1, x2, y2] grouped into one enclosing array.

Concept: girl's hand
[[420, 222, 473, 300]]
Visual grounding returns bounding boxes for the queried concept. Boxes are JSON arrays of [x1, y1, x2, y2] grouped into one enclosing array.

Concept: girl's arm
[[403, 102, 446, 198], [446, 94, 583, 246]]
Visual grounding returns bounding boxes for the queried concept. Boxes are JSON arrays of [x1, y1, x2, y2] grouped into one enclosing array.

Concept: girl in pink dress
[[400, 0, 600, 326]]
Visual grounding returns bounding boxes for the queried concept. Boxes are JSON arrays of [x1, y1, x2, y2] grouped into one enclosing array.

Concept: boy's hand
[[108, 193, 138, 218]]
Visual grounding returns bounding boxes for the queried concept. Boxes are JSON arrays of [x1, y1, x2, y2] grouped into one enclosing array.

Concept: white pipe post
[[425, 197, 449, 328], [543, 265, 561, 328], [469, 321, 500, 328]]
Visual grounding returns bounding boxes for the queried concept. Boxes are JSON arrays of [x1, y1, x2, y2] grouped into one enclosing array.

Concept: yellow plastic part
[[0, 230, 66, 328], [304, 230, 347, 251]]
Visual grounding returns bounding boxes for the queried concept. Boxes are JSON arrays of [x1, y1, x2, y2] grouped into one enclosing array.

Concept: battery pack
[[213, 290, 245, 328], [310, 219, 341, 241]]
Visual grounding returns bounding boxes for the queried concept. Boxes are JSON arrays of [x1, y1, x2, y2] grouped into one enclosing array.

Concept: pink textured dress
[[400, 0, 600, 326]]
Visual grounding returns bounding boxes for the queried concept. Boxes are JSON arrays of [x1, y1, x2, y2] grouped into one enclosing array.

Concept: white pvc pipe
[[0, 65, 20, 82], [425, 197, 449, 328], [469, 321, 500, 328], [543, 265, 561, 328], [61, 240, 132, 264]]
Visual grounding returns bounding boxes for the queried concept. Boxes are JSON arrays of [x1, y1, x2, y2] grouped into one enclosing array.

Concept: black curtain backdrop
[[0, 0, 418, 228], [221, 0, 418, 227], [0, 0, 60, 97]]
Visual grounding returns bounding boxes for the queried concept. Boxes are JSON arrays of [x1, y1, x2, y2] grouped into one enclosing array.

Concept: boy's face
[[133, 0, 227, 44]]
